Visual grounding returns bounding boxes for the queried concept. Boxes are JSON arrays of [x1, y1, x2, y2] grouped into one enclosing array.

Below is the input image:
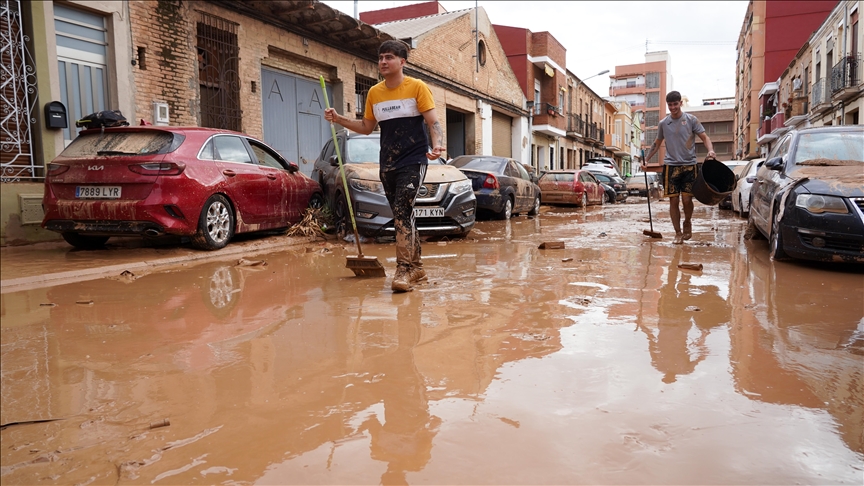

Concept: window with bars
[[646, 72, 660, 89], [646, 128, 658, 147], [646, 91, 659, 108], [645, 110, 659, 127], [354, 74, 376, 117], [197, 12, 241, 131]]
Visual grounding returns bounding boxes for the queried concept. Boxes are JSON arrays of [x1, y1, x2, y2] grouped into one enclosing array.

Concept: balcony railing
[[585, 123, 599, 140], [831, 54, 862, 93], [770, 112, 785, 132], [567, 114, 585, 134], [544, 103, 560, 116], [811, 78, 829, 107]]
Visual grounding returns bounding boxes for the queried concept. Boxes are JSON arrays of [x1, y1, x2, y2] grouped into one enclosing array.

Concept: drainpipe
[[354, 0, 358, 19], [840, 3, 848, 124]]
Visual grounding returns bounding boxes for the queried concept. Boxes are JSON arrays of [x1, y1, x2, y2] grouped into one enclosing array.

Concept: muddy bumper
[[43, 220, 168, 237]]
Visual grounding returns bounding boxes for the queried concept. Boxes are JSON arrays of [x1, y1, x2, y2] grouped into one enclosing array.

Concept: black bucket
[[692, 159, 736, 205]]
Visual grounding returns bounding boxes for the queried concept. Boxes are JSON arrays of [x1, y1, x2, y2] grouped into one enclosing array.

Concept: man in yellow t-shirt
[[325, 40, 445, 293]]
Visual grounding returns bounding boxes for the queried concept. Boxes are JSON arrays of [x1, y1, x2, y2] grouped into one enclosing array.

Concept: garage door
[[261, 69, 331, 177], [491, 111, 512, 158]]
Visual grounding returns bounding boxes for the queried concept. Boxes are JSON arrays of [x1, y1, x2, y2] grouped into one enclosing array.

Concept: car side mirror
[[287, 162, 299, 173], [329, 154, 339, 166], [745, 176, 756, 183], [765, 156, 783, 170]]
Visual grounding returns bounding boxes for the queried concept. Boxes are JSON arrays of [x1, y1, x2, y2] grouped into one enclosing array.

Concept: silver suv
[[312, 131, 476, 238]]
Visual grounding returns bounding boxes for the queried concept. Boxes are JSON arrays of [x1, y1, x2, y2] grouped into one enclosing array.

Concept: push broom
[[320, 76, 386, 277], [641, 148, 662, 239]]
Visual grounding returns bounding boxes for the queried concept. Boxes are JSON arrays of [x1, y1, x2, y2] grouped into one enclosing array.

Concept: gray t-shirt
[[657, 112, 705, 166]]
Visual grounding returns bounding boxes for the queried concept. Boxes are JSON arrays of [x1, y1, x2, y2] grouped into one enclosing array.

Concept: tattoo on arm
[[430, 121, 444, 147]]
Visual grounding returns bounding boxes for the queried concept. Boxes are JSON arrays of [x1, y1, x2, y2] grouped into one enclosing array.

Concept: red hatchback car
[[42, 127, 323, 250], [537, 169, 605, 207]]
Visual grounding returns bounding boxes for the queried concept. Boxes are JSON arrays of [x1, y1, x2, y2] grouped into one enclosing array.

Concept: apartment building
[[609, 51, 673, 170], [494, 24, 569, 171], [733, 0, 837, 159], [686, 98, 737, 161], [754, 0, 861, 156], [565, 70, 610, 170]]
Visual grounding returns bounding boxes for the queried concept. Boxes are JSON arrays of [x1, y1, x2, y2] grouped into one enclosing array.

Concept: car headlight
[[795, 194, 849, 214], [448, 179, 472, 195], [349, 179, 385, 195]]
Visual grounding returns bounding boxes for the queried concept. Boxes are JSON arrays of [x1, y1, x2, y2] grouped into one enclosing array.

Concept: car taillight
[[482, 174, 499, 189], [128, 162, 186, 176], [47, 163, 69, 176]]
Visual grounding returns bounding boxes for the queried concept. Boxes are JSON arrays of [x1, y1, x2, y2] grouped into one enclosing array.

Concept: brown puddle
[[1, 203, 862, 484]]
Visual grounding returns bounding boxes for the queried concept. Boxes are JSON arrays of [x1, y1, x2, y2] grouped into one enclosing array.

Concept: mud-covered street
[[2, 201, 863, 485]]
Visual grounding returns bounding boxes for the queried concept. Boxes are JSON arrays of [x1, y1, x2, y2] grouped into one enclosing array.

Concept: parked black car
[[449, 155, 541, 219], [590, 171, 628, 202], [312, 131, 476, 238], [747, 126, 864, 263]]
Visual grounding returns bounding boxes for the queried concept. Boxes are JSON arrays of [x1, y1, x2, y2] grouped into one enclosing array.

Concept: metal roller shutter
[[491, 111, 512, 157]]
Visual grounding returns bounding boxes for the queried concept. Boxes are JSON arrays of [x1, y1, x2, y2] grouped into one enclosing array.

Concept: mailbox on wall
[[44, 101, 68, 129]]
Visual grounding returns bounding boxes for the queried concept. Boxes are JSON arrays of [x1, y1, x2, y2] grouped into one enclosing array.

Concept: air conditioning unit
[[153, 102, 169, 126]]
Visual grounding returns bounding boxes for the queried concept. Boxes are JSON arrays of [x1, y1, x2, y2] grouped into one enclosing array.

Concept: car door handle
[[267, 174, 277, 180], [222, 169, 236, 177]]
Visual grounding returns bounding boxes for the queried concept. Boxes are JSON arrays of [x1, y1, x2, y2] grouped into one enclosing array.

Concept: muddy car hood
[[791, 165, 864, 198], [345, 163, 466, 183]]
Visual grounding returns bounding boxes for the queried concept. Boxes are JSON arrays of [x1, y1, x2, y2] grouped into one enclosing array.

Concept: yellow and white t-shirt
[[364, 77, 435, 171]]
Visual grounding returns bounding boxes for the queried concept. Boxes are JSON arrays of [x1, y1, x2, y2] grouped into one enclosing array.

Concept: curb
[[0, 235, 321, 294]]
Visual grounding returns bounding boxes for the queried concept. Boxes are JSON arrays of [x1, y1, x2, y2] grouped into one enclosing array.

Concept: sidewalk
[[0, 234, 320, 294]]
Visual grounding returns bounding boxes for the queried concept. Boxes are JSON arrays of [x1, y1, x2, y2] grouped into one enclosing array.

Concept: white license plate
[[76, 186, 122, 199], [414, 207, 444, 218]]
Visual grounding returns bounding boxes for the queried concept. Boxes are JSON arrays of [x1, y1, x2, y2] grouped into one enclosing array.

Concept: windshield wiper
[[96, 150, 138, 156]]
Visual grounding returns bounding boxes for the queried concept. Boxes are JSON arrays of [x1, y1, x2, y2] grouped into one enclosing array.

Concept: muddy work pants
[[381, 163, 427, 270]]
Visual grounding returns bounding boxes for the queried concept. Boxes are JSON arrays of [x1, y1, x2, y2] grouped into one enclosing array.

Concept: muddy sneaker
[[408, 267, 427, 283], [673, 233, 685, 245], [391, 267, 413, 293], [683, 220, 692, 240]]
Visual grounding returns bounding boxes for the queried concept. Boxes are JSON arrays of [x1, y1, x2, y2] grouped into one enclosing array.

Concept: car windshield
[[625, 176, 647, 185], [450, 156, 506, 173], [346, 137, 380, 164], [60, 131, 176, 157], [794, 131, 864, 166]]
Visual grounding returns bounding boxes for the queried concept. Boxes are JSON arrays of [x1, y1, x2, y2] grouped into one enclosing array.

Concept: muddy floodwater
[[2, 203, 863, 485]]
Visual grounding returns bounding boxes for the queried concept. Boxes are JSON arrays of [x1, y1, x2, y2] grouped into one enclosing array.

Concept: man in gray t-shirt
[[643, 91, 715, 244]]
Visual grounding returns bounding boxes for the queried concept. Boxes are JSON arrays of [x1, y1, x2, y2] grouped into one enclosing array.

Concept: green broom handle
[[320, 76, 364, 256]]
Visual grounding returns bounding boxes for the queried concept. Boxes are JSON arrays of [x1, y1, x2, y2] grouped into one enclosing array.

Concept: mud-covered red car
[[747, 126, 864, 262], [42, 127, 323, 250], [537, 169, 605, 207]]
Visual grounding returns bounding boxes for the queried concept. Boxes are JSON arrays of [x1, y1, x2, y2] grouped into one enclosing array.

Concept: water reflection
[[729, 243, 864, 453], [644, 247, 731, 383]]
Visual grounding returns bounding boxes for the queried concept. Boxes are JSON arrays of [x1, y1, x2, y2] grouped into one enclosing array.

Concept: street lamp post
[[574, 70, 609, 168]]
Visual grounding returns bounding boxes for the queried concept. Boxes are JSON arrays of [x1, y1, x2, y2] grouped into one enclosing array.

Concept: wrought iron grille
[[831, 54, 861, 93], [354, 74, 375, 117], [197, 12, 241, 131], [1, 0, 39, 183]]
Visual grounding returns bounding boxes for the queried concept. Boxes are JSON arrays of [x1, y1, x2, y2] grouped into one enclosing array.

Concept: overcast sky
[[321, 0, 747, 105]]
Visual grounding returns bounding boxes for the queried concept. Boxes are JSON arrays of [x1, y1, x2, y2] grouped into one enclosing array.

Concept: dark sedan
[[449, 155, 540, 219], [590, 171, 628, 202], [747, 126, 864, 263]]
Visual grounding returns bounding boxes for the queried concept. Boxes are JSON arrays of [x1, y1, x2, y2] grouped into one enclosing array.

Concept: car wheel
[[62, 233, 109, 250], [744, 201, 765, 240], [498, 198, 513, 220], [192, 194, 234, 250], [602, 192, 610, 205], [528, 195, 540, 216], [769, 206, 791, 261], [580, 191, 588, 208], [308, 192, 324, 210]]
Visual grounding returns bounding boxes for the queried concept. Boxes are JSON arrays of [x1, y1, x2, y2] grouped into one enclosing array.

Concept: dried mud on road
[[2, 201, 862, 485]]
